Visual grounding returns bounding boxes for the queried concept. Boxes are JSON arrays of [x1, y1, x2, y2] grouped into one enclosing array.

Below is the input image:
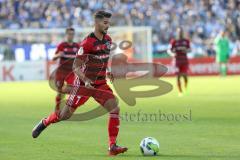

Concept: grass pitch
[[0, 76, 240, 160]]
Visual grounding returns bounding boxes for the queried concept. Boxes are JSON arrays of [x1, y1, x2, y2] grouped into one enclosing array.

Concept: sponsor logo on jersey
[[94, 54, 109, 59], [105, 41, 111, 50]]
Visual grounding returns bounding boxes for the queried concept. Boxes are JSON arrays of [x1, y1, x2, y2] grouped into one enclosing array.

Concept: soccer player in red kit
[[52, 27, 79, 113], [168, 27, 191, 96], [32, 11, 128, 156]]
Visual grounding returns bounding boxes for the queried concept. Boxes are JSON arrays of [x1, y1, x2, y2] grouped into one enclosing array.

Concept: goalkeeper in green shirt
[[214, 30, 230, 76]]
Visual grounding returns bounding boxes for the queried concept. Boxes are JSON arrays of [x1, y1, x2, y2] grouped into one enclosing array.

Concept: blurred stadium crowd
[[0, 0, 240, 57]]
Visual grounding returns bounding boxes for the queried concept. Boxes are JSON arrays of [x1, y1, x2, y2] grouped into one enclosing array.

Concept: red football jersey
[[55, 42, 80, 71], [76, 32, 112, 84], [170, 38, 190, 66]]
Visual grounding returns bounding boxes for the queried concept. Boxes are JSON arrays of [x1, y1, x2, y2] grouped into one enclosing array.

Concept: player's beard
[[102, 27, 108, 34]]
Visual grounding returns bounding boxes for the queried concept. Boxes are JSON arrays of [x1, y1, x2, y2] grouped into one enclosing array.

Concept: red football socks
[[43, 112, 60, 126], [108, 111, 120, 147]]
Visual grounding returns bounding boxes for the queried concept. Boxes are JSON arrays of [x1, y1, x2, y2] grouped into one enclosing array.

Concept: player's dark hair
[[94, 10, 112, 19], [66, 27, 75, 33]]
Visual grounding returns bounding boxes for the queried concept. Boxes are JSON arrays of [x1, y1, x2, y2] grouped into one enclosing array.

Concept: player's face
[[66, 30, 75, 42], [221, 31, 226, 37], [97, 17, 110, 34], [176, 28, 183, 39]]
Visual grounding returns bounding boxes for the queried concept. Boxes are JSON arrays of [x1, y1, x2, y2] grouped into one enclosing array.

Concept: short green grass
[[0, 76, 240, 160]]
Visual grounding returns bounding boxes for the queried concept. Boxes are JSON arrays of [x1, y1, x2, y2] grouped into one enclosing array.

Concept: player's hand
[[52, 55, 58, 61], [107, 72, 114, 83], [53, 52, 64, 61], [84, 78, 94, 89]]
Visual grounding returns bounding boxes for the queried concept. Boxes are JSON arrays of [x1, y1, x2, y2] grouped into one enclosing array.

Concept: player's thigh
[[55, 69, 66, 86], [66, 94, 89, 111], [93, 84, 118, 112], [65, 72, 75, 85], [55, 78, 65, 91], [177, 65, 188, 75], [60, 96, 89, 120], [62, 73, 75, 94], [66, 85, 90, 110]]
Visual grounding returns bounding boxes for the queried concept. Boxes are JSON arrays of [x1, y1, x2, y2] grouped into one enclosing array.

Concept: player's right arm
[[72, 41, 94, 88], [53, 43, 64, 61]]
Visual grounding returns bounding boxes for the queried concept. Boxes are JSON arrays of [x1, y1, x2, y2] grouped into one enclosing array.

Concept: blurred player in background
[[214, 30, 230, 76], [52, 27, 80, 113], [32, 10, 127, 156], [168, 27, 191, 96]]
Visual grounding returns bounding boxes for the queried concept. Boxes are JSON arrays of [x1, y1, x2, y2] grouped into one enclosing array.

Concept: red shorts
[[176, 64, 188, 74], [55, 70, 75, 89], [66, 78, 115, 109]]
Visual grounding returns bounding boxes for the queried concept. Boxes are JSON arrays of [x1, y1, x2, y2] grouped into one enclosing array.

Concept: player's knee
[[104, 98, 119, 112], [59, 113, 72, 120], [110, 106, 120, 114], [59, 107, 73, 120]]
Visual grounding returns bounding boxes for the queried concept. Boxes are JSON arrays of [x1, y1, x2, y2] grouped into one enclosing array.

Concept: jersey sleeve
[[76, 39, 92, 57], [55, 42, 64, 54]]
